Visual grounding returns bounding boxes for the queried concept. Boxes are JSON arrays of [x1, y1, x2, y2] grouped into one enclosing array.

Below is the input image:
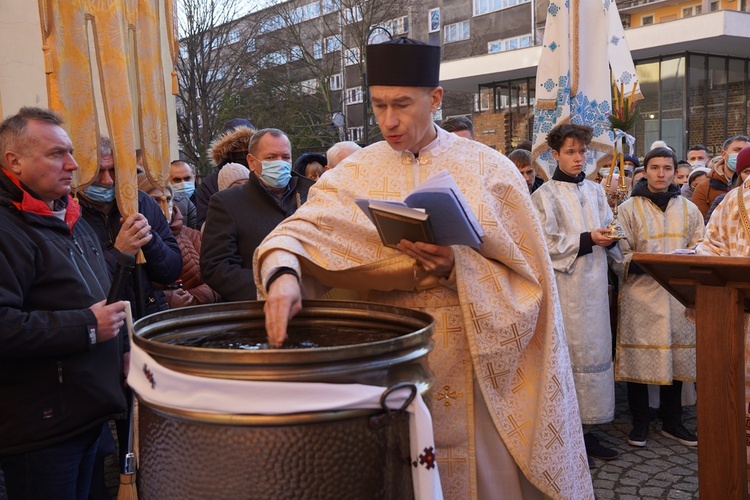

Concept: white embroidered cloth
[[532, 0, 642, 176], [127, 340, 443, 500]]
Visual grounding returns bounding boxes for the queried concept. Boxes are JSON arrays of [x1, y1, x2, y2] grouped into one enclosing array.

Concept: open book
[[356, 171, 484, 249]]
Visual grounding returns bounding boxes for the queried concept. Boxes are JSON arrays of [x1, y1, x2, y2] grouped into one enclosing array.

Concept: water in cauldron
[[162, 325, 404, 350]]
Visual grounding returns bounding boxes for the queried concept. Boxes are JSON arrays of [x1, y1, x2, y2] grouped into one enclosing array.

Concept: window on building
[[473, 0, 531, 17], [488, 34, 533, 54], [300, 78, 318, 95], [290, 45, 303, 62], [330, 73, 343, 91], [378, 16, 409, 36], [682, 6, 693, 17], [290, 2, 320, 23], [444, 20, 470, 43], [345, 47, 360, 66], [227, 30, 240, 45], [474, 89, 491, 112], [348, 126, 364, 142], [262, 50, 288, 67], [246, 38, 256, 52], [324, 35, 341, 53], [344, 6, 363, 24], [429, 8, 440, 33], [642, 15, 654, 25], [321, 0, 339, 14], [346, 86, 363, 104], [432, 106, 443, 121], [710, 1, 720, 11], [259, 15, 284, 34], [695, 5, 702, 14], [314, 40, 323, 59]]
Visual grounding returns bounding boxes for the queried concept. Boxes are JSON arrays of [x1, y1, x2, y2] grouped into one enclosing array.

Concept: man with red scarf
[[0, 107, 128, 499]]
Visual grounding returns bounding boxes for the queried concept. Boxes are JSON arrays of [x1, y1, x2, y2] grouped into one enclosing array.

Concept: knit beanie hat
[[218, 162, 250, 191], [737, 146, 750, 177]]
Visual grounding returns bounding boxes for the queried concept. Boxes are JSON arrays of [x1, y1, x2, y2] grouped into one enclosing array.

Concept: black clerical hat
[[366, 37, 441, 87]]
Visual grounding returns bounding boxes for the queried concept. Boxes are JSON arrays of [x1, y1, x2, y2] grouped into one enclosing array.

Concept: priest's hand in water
[[265, 273, 303, 347], [397, 240, 455, 278], [591, 228, 617, 247]]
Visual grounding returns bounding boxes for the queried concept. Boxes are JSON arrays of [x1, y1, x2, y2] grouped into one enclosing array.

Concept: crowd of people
[[2, 35, 750, 500]]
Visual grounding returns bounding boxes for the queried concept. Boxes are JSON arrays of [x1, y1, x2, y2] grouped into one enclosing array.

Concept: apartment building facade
[[227, 0, 749, 156]]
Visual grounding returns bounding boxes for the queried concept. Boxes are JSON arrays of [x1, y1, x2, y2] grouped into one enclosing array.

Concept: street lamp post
[[362, 27, 392, 146]]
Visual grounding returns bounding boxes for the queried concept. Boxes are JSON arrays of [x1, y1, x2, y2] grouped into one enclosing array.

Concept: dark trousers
[[0, 425, 100, 500], [627, 380, 683, 427]]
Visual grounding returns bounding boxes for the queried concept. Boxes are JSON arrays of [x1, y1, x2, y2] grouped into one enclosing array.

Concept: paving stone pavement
[[590, 382, 699, 499]]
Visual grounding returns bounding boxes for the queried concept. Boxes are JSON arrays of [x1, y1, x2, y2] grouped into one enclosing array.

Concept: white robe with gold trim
[[531, 178, 618, 425], [254, 127, 594, 499], [614, 195, 704, 384]]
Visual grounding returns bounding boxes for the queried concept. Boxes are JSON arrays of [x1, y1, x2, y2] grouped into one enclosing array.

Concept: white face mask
[[689, 161, 706, 169]]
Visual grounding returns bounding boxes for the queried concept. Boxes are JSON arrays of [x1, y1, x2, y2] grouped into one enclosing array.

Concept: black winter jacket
[[0, 169, 127, 455], [79, 190, 182, 319], [201, 172, 314, 301]]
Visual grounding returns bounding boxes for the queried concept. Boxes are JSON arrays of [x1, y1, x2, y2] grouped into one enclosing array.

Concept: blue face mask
[[84, 183, 115, 203], [727, 153, 739, 172], [259, 160, 292, 188], [172, 181, 195, 199]]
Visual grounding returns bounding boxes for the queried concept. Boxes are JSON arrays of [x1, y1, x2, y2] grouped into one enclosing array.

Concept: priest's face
[[370, 85, 443, 154], [551, 137, 587, 177], [644, 156, 675, 193]]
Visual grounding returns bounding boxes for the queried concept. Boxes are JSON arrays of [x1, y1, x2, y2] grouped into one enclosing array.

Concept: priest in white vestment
[[696, 145, 750, 488], [613, 147, 704, 449], [255, 38, 594, 499], [531, 123, 621, 466]]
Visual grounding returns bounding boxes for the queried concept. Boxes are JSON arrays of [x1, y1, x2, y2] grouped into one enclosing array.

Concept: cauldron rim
[[133, 299, 435, 369]]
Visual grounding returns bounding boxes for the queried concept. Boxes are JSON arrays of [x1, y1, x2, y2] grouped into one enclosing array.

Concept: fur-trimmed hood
[[210, 126, 256, 168]]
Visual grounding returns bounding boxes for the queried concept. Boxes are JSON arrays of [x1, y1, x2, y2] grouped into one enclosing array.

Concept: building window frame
[[444, 20, 470, 43], [330, 73, 343, 91], [429, 8, 440, 33], [488, 34, 533, 54], [473, 0, 531, 17], [642, 14, 654, 25], [346, 86, 363, 104]]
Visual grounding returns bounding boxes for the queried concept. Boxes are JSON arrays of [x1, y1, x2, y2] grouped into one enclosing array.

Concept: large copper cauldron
[[132, 300, 435, 500]]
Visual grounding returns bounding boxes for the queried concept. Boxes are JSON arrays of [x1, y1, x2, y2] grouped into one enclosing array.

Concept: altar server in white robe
[[531, 123, 621, 466], [613, 147, 704, 449]]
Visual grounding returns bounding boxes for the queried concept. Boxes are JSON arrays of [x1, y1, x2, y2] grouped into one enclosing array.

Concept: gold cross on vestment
[[436, 385, 458, 407], [465, 151, 495, 176], [511, 367, 539, 397], [440, 445, 467, 478], [549, 374, 562, 402], [468, 303, 493, 334], [369, 179, 401, 200], [492, 186, 520, 211], [331, 245, 364, 265], [435, 312, 462, 348], [542, 467, 563, 494], [478, 261, 505, 292], [315, 212, 334, 232], [316, 179, 339, 195], [516, 231, 535, 258], [483, 362, 510, 389], [545, 422, 565, 449], [507, 414, 531, 445], [345, 162, 364, 179], [364, 235, 386, 259], [500, 323, 533, 352]]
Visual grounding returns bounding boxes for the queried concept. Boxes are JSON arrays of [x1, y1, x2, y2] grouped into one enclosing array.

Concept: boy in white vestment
[[531, 123, 621, 467], [614, 147, 704, 448]]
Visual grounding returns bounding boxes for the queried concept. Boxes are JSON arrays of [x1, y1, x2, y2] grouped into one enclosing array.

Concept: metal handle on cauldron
[[369, 383, 417, 429]]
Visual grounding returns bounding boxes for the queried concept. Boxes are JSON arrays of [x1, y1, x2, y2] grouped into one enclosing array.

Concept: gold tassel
[[171, 70, 178, 95]]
